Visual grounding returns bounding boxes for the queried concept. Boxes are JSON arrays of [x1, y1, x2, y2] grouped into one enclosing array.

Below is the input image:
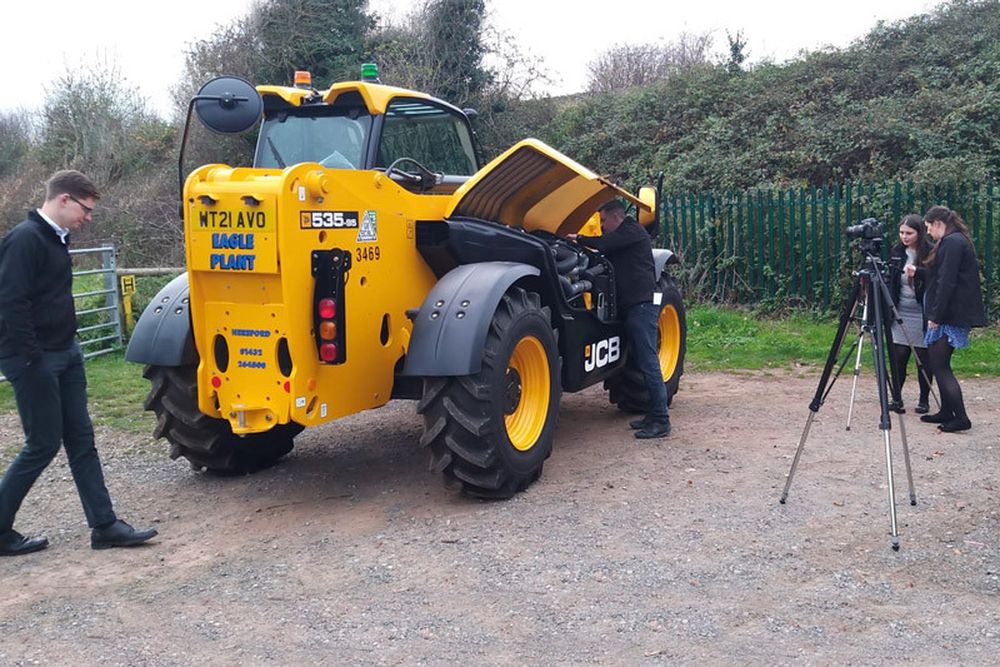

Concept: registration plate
[[196, 208, 270, 230]]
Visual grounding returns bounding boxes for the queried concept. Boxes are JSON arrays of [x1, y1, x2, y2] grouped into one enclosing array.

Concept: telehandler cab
[[126, 66, 687, 498]]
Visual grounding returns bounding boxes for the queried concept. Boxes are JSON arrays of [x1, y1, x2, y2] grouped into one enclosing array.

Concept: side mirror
[[637, 185, 657, 228], [194, 76, 263, 134], [178, 76, 264, 217]]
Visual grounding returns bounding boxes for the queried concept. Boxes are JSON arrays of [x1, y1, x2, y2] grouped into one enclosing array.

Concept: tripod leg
[[881, 428, 901, 551], [846, 331, 865, 431], [895, 412, 918, 505], [845, 279, 869, 431], [780, 412, 816, 504], [914, 349, 940, 412], [870, 266, 902, 550], [780, 277, 863, 504]]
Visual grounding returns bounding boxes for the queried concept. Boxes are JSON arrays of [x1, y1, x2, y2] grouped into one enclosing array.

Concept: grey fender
[[652, 248, 679, 277], [403, 262, 541, 377], [124, 273, 197, 366]]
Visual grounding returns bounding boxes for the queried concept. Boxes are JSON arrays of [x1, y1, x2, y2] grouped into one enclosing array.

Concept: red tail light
[[313, 249, 349, 365], [318, 298, 336, 319]]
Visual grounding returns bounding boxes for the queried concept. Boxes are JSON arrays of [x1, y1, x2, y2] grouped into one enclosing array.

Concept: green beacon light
[[361, 63, 380, 83]]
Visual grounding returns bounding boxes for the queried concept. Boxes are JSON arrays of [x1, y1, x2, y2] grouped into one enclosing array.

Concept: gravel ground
[[0, 371, 998, 665]]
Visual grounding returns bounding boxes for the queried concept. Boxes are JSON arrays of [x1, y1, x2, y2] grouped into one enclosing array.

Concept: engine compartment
[[531, 231, 617, 322]]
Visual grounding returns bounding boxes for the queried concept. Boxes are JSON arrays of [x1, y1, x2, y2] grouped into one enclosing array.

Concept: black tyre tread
[[143, 364, 298, 474], [604, 274, 687, 412], [418, 288, 559, 498]]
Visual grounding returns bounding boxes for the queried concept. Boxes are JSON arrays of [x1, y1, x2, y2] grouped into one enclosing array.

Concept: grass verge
[[0, 350, 154, 434], [1, 307, 997, 427], [685, 304, 1000, 377]]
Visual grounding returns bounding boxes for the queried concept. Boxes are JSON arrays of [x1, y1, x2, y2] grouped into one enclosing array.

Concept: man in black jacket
[[573, 199, 671, 439], [0, 170, 157, 556]]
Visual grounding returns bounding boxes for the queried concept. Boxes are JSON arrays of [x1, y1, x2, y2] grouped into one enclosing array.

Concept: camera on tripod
[[846, 217, 884, 240], [783, 217, 920, 550], [846, 218, 886, 256]]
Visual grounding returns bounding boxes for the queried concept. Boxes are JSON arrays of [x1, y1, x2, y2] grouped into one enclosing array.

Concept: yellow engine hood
[[445, 139, 649, 237]]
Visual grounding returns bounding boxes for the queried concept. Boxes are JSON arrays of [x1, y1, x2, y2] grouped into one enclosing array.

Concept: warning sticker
[[356, 210, 378, 243]]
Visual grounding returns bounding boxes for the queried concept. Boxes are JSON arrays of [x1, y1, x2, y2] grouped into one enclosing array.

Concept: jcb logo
[[584, 336, 620, 372]]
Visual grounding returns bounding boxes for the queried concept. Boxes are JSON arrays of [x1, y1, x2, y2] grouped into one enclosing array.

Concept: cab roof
[[257, 80, 435, 115]]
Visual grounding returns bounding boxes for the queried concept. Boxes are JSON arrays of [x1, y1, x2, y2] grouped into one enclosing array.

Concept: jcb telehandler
[[126, 67, 686, 498]]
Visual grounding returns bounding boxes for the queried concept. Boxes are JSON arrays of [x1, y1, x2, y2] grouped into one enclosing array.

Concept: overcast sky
[[0, 0, 937, 118]]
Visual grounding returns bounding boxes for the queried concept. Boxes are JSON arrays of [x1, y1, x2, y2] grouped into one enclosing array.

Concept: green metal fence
[[661, 181, 999, 316]]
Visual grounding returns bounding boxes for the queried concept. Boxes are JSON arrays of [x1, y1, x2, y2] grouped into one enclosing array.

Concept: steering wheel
[[384, 157, 440, 190]]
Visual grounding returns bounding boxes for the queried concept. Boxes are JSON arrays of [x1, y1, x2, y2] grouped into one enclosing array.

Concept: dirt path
[[1, 372, 998, 665]]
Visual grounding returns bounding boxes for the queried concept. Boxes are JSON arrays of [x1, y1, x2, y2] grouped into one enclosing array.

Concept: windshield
[[254, 108, 373, 170]]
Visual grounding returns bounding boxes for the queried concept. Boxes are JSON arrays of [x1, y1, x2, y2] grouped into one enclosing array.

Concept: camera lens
[[846, 218, 883, 240]]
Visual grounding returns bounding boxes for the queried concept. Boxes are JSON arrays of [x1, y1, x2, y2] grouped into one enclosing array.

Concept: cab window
[[255, 107, 372, 170], [376, 99, 477, 176]]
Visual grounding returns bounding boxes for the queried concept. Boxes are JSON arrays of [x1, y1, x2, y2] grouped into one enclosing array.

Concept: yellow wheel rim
[[658, 305, 681, 382], [504, 335, 550, 451]]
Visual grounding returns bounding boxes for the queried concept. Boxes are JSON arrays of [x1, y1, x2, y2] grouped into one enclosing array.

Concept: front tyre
[[418, 287, 561, 498], [605, 273, 686, 411], [143, 364, 300, 474]]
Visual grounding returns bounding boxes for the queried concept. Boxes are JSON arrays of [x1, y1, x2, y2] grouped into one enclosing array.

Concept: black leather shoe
[[635, 422, 671, 439], [91, 520, 157, 550], [938, 417, 972, 433], [629, 416, 651, 430], [0, 529, 48, 556], [920, 411, 952, 424], [914, 401, 930, 414]]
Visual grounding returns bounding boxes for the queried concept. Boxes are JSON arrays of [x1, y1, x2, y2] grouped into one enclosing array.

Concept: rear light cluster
[[311, 249, 350, 365]]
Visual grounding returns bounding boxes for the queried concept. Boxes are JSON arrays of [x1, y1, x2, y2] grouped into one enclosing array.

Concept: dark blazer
[[0, 210, 78, 360], [888, 243, 927, 306], [922, 232, 988, 328]]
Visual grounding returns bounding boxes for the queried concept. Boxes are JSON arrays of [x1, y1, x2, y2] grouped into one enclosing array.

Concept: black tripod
[[779, 243, 917, 551]]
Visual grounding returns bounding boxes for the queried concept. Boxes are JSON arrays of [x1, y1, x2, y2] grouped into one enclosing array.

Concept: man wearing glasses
[[0, 170, 157, 556]]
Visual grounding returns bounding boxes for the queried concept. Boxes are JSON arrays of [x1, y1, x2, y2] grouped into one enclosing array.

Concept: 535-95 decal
[[300, 210, 359, 229]]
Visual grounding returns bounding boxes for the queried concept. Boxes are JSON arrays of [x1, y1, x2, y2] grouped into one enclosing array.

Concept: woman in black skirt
[[888, 214, 933, 413], [906, 206, 988, 432]]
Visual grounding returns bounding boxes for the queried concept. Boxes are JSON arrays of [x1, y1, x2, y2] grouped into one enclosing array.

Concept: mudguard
[[124, 273, 197, 366], [403, 261, 540, 377], [653, 248, 678, 277]]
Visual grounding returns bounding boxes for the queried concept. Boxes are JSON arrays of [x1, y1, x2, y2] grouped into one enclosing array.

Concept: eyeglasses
[[68, 195, 94, 215]]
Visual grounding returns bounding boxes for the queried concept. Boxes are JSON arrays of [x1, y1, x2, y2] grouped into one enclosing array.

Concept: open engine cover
[[445, 139, 650, 237]]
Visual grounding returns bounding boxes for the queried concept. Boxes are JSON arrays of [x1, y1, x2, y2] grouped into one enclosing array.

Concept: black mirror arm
[[177, 94, 252, 218]]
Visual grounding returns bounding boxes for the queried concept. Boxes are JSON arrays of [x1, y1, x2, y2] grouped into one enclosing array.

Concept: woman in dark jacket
[[888, 214, 933, 413], [906, 206, 988, 432]]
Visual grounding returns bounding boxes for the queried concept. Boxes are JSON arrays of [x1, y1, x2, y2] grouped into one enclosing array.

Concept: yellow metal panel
[[322, 82, 432, 114], [579, 213, 602, 237], [183, 163, 444, 433], [257, 86, 311, 106], [446, 139, 650, 235], [188, 195, 278, 274], [259, 82, 433, 114]]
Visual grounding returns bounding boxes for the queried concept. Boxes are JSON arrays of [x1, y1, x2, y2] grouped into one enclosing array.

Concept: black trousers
[[0, 343, 116, 531], [624, 302, 670, 424]]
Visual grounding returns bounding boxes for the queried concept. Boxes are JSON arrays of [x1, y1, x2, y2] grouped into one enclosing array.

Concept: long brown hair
[[899, 213, 932, 264], [922, 205, 975, 266]]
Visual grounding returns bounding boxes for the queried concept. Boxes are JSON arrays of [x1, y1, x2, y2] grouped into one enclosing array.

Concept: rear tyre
[[418, 287, 561, 499], [605, 273, 686, 412], [143, 364, 300, 475]]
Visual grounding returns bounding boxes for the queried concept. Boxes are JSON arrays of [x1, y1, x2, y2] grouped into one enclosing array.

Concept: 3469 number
[[355, 246, 381, 262]]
